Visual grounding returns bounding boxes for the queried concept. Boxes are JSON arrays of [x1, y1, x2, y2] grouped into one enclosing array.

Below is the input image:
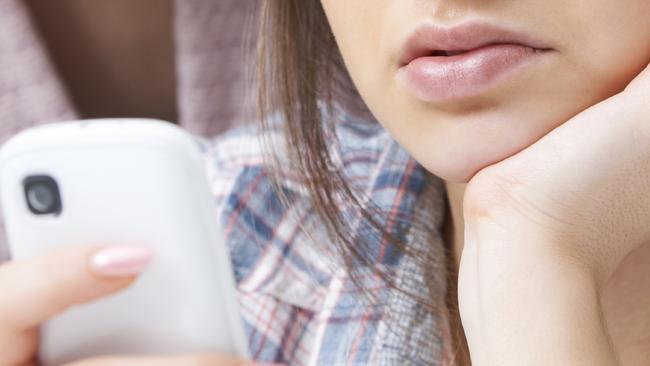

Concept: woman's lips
[[396, 22, 553, 103]]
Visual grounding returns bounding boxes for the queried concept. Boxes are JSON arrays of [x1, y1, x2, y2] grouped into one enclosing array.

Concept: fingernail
[[90, 246, 153, 278]]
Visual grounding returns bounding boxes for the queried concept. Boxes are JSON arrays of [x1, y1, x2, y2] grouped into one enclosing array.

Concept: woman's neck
[[443, 181, 467, 270]]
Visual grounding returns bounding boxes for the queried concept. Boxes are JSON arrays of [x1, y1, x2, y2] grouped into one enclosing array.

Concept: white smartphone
[[0, 119, 249, 365]]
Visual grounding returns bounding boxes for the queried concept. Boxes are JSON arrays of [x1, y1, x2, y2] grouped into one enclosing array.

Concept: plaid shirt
[[204, 108, 454, 366]]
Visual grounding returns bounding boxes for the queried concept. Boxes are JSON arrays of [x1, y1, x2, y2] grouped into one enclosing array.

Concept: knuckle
[[464, 165, 522, 222], [465, 168, 608, 280]]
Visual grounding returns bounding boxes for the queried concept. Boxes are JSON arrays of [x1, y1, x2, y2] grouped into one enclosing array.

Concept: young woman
[[253, 1, 650, 365], [1, 1, 649, 365]]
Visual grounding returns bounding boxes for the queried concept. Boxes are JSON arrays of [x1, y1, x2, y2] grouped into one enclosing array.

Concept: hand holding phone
[[0, 120, 249, 365], [0, 245, 250, 366]]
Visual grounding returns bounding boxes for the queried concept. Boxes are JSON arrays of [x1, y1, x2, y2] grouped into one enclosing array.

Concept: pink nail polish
[[90, 246, 153, 278]]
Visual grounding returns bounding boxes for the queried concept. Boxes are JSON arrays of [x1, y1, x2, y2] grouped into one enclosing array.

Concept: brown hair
[[256, 1, 469, 364]]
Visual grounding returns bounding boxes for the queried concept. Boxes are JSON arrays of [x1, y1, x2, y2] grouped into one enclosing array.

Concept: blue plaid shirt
[[204, 108, 453, 366]]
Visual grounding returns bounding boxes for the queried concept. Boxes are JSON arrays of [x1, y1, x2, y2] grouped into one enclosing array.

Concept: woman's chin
[[415, 137, 533, 184]]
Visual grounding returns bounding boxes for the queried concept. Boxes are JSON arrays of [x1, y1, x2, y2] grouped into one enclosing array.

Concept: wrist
[[459, 228, 618, 365]]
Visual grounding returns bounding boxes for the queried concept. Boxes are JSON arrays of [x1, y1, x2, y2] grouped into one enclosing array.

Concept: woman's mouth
[[396, 21, 554, 103]]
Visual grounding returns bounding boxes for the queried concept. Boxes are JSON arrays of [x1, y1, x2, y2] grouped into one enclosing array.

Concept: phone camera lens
[[23, 176, 62, 215]]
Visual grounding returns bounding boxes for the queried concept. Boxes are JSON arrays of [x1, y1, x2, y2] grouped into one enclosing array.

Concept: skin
[[320, 0, 650, 183], [0, 246, 254, 366], [320, 0, 650, 365]]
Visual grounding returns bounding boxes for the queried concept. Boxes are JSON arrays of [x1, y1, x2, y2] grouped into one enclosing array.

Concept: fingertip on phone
[[90, 245, 154, 278]]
